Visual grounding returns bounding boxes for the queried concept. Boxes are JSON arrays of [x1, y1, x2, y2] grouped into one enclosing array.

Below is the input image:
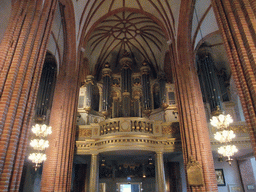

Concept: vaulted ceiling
[[0, 1, 223, 77], [85, 11, 168, 76], [75, 0, 180, 75]]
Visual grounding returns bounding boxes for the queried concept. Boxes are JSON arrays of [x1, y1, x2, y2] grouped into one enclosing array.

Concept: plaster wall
[[238, 159, 256, 192], [0, 0, 11, 44], [47, 3, 64, 69], [250, 158, 256, 185], [214, 158, 244, 192]]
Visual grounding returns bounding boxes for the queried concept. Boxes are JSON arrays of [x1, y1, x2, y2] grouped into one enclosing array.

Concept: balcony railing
[[99, 117, 154, 135]]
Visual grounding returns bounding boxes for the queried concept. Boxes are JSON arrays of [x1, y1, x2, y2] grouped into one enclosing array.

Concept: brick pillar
[[40, 1, 78, 191], [174, 1, 218, 191], [249, 0, 256, 15], [40, 68, 80, 192], [212, 0, 256, 157], [0, 1, 57, 191]]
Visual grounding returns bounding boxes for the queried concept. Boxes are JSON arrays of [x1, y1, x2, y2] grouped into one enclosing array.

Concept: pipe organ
[[80, 52, 172, 119]]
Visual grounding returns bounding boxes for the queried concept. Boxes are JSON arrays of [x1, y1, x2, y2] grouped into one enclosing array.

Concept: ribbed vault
[[84, 11, 168, 76]]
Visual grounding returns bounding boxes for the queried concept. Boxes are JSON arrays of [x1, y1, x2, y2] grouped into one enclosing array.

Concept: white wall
[[0, 0, 12, 44], [251, 157, 256, 184], [214, 157, 244, 192]]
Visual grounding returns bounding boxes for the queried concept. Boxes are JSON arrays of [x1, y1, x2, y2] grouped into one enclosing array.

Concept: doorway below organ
[[72, 152, 184, 192]]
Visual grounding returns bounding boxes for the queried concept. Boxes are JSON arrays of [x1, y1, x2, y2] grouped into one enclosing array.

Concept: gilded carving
[[162, 122, 179, 135], [133, 77, 141, 86], [230, 125, 248, 133], [79, 129, 92, 137], [120, 120, 131, 132], [155, 126, 159, 133], [212, 125, 248, 134], [187, 156, 204, 186], [93, 128, 98, 135], [112, 78, 120, 87]]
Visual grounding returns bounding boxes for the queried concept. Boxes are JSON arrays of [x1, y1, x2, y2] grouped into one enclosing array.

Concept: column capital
[[155, 151, 164, 155]]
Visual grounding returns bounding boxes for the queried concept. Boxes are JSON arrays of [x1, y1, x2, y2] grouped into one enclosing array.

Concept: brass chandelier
[[28, 124, 52, 170], [210, 113, 238, 165]]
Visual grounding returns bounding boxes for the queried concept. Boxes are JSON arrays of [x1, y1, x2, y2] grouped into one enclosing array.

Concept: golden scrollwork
[[155, 126, 159, 133], [211, 124, 248, 134], [79, 129, 92, 137], [93, 128, 98, 135], [162, 122, 179, 135], [229, 125, 248, 133], [120, 120, 131, 132]]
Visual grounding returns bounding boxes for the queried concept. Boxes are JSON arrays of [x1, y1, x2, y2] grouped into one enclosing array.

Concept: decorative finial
[[142, 60, 148, 66], [104, 62, 110, 68]]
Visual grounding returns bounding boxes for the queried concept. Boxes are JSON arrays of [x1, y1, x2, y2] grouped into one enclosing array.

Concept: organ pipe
[[140, 61, 151, 116], [84, 75, 94, 112], [197, 52, 222, 114], [120, 56, 132, 117], [102, 62, 112, 117], [158, 72, 167, 108]]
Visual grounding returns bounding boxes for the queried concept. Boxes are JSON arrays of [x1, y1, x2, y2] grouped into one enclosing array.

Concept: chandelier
[[210, 114, 233, 129], [29, 124, 52, 170], [32, 124, 52, 137], [214, 130, 236, 143], [218, 145, 238, 158], [210, 113, 238, 165]]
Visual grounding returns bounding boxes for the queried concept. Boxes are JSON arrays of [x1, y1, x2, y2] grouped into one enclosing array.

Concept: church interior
[[0, 0, 256, 192]]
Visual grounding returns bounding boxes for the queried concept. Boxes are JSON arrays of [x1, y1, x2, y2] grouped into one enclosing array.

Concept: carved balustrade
[[76, 117, 181, 154], [99, 117, 154, 135]]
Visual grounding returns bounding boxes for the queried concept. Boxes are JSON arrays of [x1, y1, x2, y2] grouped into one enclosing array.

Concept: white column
[[155, 152, 166, 192], [89, 154, 99, 192]]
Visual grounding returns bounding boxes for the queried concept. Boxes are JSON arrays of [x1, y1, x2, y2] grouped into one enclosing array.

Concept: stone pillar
[[89, 154, 99, 192], [0, 1, 57, 191], [155, 152, 166, 192], [212, 0, 256, 157]]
